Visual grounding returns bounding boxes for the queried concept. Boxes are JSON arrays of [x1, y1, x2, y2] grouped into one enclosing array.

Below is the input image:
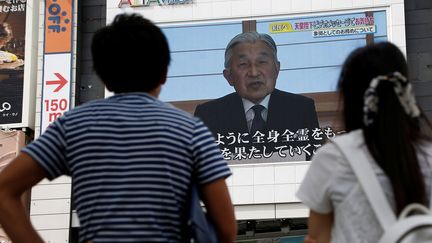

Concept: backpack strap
[[430, 182, 432, 209], [426, 154, 432, 209], [331, 130, 397, 227]]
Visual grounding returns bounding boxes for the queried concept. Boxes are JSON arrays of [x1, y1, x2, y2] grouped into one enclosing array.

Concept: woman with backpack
[[296, 42, 432, 243]]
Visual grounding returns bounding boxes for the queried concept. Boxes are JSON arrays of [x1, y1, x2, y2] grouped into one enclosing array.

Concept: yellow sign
[[269, 22, 294, 34]]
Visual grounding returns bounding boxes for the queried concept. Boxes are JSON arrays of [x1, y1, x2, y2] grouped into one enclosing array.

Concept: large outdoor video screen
[[155, 10, 387, 164]]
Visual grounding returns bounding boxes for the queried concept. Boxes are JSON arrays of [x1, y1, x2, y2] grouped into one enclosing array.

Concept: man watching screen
[[0, 14, 237, 243]]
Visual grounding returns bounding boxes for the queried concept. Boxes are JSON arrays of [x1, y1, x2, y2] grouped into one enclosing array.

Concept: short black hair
[[91, 14, 170, 93]]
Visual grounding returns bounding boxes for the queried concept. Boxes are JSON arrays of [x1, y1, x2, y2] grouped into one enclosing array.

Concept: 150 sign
[[41, 53, 71, 133], [44, 98, 67, 122], [42, 71, 69, 125]]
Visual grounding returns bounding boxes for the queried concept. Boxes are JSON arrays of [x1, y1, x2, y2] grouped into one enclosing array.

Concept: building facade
[[0, 0, 431, 242]]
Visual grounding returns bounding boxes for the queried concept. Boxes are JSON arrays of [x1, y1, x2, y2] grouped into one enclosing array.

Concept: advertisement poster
[[0, 0, 26, 125]]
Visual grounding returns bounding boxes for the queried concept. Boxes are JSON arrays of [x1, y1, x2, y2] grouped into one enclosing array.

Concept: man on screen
[[195, 31, 320, 160]]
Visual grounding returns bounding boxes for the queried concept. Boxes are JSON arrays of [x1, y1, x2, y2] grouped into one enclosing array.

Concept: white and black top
[[297, 130, 432, 243], [23, 93, 231, 243]]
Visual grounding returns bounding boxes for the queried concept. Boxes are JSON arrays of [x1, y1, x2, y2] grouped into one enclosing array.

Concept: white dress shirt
[[242, 95, 270, 131]]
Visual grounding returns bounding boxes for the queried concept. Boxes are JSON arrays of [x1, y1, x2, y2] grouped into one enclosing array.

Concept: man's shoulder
[[65, 96, 197, 124], [61, 98, 106, 117], [161, 102, 197, 120], [195, 92, 239, 110], [271, 89, 315, 104]]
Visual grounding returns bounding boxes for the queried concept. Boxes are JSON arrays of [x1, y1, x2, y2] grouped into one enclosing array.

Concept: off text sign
[[41, 0, 74, 134], [45, 0, 73, 53]]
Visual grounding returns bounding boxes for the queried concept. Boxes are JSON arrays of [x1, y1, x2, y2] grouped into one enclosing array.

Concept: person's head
[[338, 42, 410, 131], [223, 32, 280, 104], [339, 42, 430, 213], [91, 14, 170, 93]]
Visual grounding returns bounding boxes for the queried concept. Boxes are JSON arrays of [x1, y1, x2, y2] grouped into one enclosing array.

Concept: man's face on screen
[[224, 40, 280, 104]]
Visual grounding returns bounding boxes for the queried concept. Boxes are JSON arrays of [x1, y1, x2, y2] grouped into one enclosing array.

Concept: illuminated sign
[[118, 0, 193, 8], [269, 16, 376, 38]]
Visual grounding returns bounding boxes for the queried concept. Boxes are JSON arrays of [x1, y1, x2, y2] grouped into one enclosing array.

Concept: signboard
[[0, 0, 26, 126], [118, 0, 193, 8], [41, 0, 73, 134], [269, 15, 376, 36], [44, 0, 72, 53], [157, 10, 387, 164]]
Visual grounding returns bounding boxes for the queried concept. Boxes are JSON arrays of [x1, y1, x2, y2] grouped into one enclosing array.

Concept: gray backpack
[[332, 131, 432, 243]]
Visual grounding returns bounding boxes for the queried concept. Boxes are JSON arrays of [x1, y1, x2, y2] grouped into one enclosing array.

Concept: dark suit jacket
[[194, 89, 320, 160]]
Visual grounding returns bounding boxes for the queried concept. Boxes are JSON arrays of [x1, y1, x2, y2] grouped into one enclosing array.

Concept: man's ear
[[159, 68, 168, 85], [223, 69, 234, 86], [276, 61, 281, 73], [274, 61, 281, 79]]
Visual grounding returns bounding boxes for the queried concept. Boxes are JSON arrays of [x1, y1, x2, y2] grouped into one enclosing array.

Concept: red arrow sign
[[46, 73, 68, 92]]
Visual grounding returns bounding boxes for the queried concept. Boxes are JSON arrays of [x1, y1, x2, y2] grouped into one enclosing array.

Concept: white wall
[[229, 162, 310, 220]]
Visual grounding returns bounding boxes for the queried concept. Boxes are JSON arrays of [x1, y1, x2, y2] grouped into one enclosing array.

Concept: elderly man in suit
[[194, 31, 320, 161]]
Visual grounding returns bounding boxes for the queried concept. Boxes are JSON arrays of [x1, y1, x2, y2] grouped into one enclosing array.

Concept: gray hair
[[224, 31, 278, 68]]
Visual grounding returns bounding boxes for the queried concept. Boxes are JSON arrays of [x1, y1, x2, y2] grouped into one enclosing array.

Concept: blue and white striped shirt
[[23, 93, 231, 243]]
